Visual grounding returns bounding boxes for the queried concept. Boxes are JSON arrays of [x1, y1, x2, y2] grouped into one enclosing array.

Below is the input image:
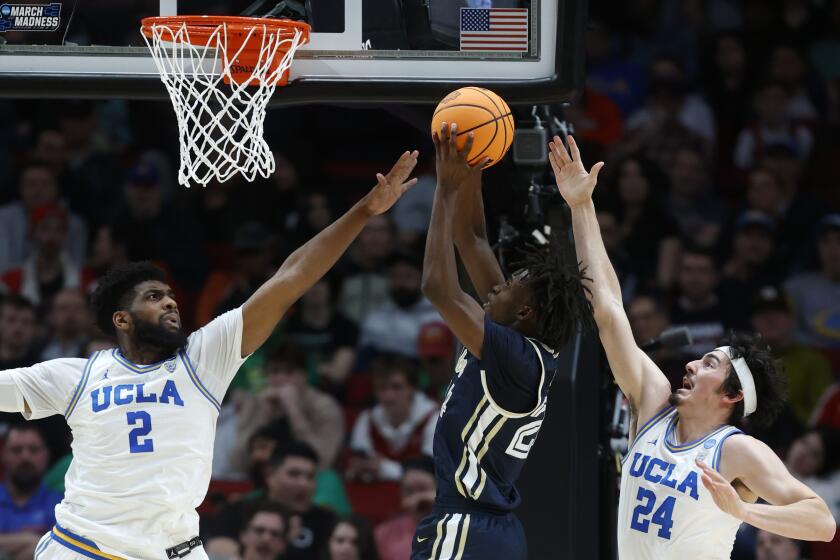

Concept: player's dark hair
[[513, 236, 595, 352], [268, 440, 320, 470], [90, 262, 167, 335], [321, 516, 380, 560], [370, 353, 420, 387], [718, 331, 787, 429]]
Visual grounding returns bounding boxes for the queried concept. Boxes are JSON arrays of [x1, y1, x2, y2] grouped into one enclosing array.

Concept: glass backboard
[[0, 0, 584, 105]]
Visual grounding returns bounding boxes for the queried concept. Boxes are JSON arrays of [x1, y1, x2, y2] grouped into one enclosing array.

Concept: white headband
[[716, 346, 757, 417]]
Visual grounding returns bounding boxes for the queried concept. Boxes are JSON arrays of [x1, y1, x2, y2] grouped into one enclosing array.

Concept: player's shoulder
[[39, 355, 101, 371], [718, 431, 770, 478]]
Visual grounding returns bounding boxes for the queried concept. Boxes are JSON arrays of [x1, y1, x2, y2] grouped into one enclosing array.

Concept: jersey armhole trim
[[178, 351, 222, 412], [622, 404, 674, 465], [712, 428, 743, 473], [478, 338, 546, 419], [64, 351, 100, 419]]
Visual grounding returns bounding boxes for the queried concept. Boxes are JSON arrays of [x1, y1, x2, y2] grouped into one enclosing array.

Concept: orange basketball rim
[[140, 15, 311, 86]]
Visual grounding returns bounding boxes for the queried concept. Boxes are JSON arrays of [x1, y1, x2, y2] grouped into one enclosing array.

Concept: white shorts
[[33, 531, 209, 560]]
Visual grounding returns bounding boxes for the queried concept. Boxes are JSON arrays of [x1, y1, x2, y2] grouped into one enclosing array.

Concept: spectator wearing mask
[[284, 277, 359, 388], [207, 442, 337, 560], [205, 502, 290, 560], [348, 355, 438, 482], [785, 214, 840, 352], [358, 250, 440, 359], [39, 288, 91, 361], [0, 161, 87, 275], [374, 457, 436, 560], [324, 517, 380, 560], [1, 203, 84, 310], [0, 425, 62, 560], [734, 81, 814, 169], [750, 286, 834, 425]]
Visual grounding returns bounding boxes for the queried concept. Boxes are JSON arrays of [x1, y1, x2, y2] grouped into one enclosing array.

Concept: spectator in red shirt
[[374, 457, 436, 560]]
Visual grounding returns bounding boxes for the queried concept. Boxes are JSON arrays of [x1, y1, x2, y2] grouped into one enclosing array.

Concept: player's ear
[[516, 305, 534, 322], [112, 310, 131, 333], [721, 389, 744, 407]]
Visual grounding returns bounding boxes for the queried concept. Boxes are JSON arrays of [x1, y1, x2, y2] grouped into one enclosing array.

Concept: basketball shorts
[[411, 507, 527, 560]]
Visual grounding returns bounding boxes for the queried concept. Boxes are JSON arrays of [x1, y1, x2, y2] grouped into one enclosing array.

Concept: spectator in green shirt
[[751, 286, 835, 424]]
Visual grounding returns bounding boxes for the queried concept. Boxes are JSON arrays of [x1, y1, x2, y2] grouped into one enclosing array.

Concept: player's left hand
[[363, 150, 420, 215], [697, 459, 748, 521]]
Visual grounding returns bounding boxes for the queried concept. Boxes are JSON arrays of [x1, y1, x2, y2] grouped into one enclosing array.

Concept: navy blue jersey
[[432, 316, 560, 513]]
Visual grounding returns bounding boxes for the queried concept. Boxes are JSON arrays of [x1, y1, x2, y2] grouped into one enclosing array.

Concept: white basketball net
[[142, 21, 307, 187]]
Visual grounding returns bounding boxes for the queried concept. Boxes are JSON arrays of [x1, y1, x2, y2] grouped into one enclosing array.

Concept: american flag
[[460, 8, 529, 52]]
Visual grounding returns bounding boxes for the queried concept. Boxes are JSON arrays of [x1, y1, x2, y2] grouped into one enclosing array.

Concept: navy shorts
[[411, 508, 527, 560]]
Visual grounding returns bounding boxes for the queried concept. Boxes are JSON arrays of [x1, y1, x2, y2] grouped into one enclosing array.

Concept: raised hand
[[364, 150, 420, 215], [548, 135, 604, 208], [696, 460, 748, 521], [433, 122, 490, 191]]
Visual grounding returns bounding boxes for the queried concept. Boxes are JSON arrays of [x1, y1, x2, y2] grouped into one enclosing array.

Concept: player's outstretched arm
[[700, 436, 836, 542], [422, 123, 487, 359], [548, 135, 671, 425], [452, 169, 505, 301], [241, 151, 419, 357]]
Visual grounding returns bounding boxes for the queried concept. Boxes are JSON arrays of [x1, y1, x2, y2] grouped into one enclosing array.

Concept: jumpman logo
[[648, 438, 658, 445], [103, 370, 110, 380]]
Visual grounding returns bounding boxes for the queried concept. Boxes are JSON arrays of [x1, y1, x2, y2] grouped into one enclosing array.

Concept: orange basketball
[[431, 87, 515, 168]]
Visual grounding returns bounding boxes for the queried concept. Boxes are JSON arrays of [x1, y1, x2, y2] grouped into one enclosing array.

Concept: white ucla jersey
[[617, 406, 744, 560], [8, 308, 248, 560]]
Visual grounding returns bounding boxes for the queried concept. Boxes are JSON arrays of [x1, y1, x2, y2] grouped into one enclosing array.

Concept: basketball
[[431, 87, 515, 168]]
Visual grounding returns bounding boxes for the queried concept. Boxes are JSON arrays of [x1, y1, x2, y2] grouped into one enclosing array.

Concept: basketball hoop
[[140, 16, 310, 187]]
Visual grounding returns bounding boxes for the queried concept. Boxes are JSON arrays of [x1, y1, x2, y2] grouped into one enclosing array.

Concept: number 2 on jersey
[[630, 487, 675, 539], [126, 411, 154, 453]]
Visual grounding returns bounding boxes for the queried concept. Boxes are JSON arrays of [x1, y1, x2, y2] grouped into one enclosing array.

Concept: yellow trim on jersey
[[429, 514, 448, 560], [454, 514, 471, 559], [455, 397, 488, 498], [51, 527, 124, 560]]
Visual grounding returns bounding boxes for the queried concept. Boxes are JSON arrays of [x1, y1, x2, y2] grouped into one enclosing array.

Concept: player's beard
[[131, 312, 188, 355], [10, 463, 41, 493]]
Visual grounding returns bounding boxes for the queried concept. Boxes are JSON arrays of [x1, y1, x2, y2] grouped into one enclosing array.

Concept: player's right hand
[[548, 134, 604, 208], [433, 122, 489, 191]]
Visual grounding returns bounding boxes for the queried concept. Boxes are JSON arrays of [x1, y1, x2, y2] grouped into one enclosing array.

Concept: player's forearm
[[743, 497, 837, 542], [422, 186, 462, 301], [453, 174, 505, 301], [568, 200, 623, 311]]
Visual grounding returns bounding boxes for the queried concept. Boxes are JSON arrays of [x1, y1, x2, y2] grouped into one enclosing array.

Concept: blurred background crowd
[[2, 1, 840, 559]]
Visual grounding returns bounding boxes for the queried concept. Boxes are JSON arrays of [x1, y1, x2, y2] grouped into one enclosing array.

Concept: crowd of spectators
[[2, 1, 840, 559]]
